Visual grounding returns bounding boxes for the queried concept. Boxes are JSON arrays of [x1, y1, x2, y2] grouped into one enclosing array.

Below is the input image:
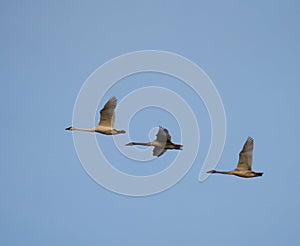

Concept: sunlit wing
[[236, 137, 254, 171], [155, 126, 171, 146], [153, 146, 167, 157], [98, 96, 117, 128]]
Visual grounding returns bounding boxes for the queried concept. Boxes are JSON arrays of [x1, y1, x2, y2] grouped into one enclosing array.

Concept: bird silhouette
[[126, 126, 183, 157], [207, 137, 263, 178], [65, 96, 125, 135]]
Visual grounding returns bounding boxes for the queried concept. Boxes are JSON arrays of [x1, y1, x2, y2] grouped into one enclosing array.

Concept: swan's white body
[[65, 96, 125, 135], [207, 137, 263, 178]]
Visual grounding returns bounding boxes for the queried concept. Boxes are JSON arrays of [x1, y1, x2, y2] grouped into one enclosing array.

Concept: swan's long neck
[[69, 127, 95, 132], [215, 171, 233, 175], [208, 170, 233, 175], [127, 142, 152, 146]]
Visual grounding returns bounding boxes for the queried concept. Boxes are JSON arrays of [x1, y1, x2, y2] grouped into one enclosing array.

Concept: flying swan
[[126, 126, 183, 157], [207, 137, 263, 178], [65, 96, 125, 135]]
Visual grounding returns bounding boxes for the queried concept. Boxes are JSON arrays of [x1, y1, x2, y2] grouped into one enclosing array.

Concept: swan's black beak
[[65, 126, 72, 131]]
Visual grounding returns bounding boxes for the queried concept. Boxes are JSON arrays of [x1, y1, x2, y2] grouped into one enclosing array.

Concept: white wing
[[236, 137, 254, 171], [98, 96, 117, 128], [155, 126, 171, 146]]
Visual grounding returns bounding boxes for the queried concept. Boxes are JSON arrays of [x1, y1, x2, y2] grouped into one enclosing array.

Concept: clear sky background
[[1, 1, 300, 245]]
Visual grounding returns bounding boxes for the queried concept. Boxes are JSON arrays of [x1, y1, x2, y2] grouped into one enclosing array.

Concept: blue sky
[[1, 1, 300, 245]]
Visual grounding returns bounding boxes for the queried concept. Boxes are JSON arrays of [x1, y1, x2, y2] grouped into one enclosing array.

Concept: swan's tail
[[255, 172, 263, 176]]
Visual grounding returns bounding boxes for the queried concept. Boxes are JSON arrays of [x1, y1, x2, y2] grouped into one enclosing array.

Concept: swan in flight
[[65, 96, 125, 135], [207, 137, 263, 178], [126, 126, 183, 157]]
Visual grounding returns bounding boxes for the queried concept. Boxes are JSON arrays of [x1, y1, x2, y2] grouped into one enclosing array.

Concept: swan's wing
[[98, 96, 117, 128], [153, 146, 167, 157], [237, 137, 254, 171], [155, 126, 171, 145]]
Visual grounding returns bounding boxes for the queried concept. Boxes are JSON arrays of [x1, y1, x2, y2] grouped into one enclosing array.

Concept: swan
[[207, 137, 263, 178], [65, 96, 125, 135], [125, 126, 183, 157]]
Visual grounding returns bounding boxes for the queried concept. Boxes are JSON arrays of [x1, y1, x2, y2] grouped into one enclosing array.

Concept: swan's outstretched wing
[[237, 137, 254, 171], [98, 96, 117, 128], [153, 146, 167, 157], [155, 126, 171, 145]]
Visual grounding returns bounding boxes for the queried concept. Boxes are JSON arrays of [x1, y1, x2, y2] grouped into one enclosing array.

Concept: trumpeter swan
[[65, 96, 125, 135], [126, 126, 183, 157], [207, 137, 263, 178]]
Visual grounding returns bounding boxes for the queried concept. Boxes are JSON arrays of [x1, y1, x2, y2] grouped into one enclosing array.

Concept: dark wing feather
[[153, 146, 167, 157]]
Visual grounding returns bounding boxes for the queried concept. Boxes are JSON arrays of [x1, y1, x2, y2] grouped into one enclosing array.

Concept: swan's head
[[207, 170, 216, 174]]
